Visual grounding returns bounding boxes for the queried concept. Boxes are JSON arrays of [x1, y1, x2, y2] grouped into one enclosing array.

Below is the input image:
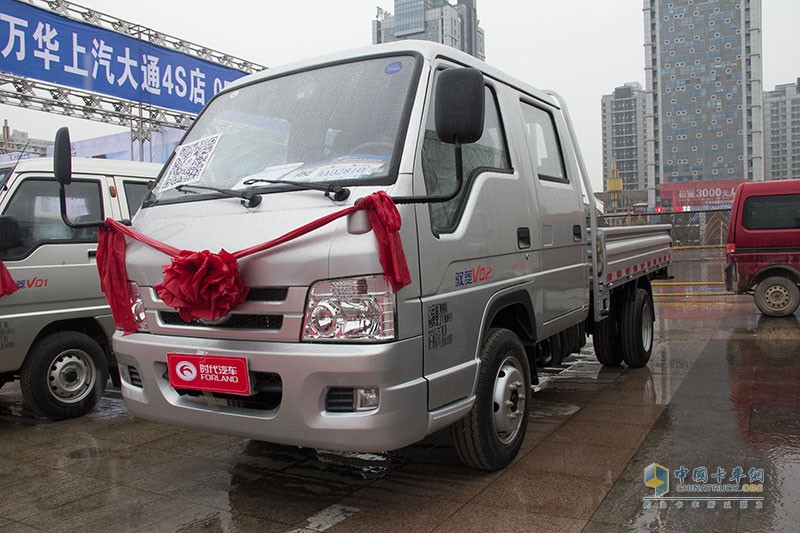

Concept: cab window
[[422, 82, 509, 232], [742, 194, 800, 230], [520, 102, 567, 183], [1, 179, 103, 258], [123, 180, 150, 216]]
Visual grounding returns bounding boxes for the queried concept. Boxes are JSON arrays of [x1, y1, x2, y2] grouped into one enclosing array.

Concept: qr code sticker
[[159, 133, 222, 192]]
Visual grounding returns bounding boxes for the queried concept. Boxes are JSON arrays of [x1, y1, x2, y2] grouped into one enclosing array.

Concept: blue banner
[[0, 0, 249, 114]]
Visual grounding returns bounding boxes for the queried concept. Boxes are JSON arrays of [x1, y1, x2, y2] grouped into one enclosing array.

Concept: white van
[[0, 157, 160, 419]]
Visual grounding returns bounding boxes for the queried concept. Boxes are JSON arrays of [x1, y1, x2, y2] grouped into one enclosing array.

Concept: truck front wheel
[[20, 332, 109, 420], [621, 288, 655, 368], [451, 328, 530, 470], [754, 276, 800, 317]]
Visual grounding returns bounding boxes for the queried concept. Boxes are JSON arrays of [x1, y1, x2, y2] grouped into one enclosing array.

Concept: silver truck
[[55, 42, 671, 469], [0, 157, 160, 419]]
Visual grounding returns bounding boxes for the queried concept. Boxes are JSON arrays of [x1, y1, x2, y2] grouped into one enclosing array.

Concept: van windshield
[[152, 55, 419, 203]]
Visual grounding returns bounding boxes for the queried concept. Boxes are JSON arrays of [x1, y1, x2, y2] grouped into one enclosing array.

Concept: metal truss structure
[[1, 0, 267, 155]]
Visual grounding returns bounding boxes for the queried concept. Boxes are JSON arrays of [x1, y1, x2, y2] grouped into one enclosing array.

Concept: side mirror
[[53, 127, 72, 185], [386, 68, 486, 207], [435, 68, 485, 145], [0, 216, 22, 251]]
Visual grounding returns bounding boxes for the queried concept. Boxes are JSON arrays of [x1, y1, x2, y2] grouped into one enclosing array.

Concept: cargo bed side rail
[[597, 225, 673, 291]]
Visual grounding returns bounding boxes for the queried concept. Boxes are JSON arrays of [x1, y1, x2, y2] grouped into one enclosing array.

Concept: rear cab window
[[519, 101, 568, 183]]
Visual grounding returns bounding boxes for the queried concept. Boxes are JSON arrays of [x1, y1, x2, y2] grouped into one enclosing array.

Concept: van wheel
[[451, 328, 530, 470], [593, 315, 623, 366], [20, 332, 108, 420], [621, 288, 654, 368], [754, 276, 800, 317]]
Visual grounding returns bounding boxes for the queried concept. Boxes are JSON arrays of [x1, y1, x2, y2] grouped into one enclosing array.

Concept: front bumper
[[114, 332, 434, 452]]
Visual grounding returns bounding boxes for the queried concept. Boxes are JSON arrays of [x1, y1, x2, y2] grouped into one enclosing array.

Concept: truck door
[[414, 69, 531, 409], [518, 100, 588, 326], [0, 174, 111, 322]]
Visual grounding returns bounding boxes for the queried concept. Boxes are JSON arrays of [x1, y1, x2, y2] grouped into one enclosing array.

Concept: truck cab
[[0, 157, 161, 418]]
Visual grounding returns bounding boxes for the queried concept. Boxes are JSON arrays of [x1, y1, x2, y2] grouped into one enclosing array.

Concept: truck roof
[[0, 157, 162, 179], [228, 41, 560, 109]]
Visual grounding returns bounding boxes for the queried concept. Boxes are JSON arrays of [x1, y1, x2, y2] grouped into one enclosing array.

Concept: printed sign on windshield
[[159, 134, 222, 192]]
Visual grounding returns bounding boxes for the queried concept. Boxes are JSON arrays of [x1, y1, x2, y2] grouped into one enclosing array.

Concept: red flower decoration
[[0, 260, 19, 297], [154, 249, 248, 323]]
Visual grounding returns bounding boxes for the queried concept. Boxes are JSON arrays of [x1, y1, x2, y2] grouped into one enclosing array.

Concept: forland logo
[[16, 277, 49, 289], [175, 361, 198, 381]]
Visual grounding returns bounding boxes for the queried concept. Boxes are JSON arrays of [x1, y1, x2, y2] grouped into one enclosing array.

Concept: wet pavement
[[1, 296, 798, 532]]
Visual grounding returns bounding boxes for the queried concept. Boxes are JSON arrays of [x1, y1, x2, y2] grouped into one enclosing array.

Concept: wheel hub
[[492, 357, 526, 444], [48, 351, 95, 404], [641, 299, 654, 351], [764, 285, 790, 311]]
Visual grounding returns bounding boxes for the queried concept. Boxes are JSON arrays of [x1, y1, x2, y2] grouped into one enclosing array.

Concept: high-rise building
[[764, 79, 800, 180], [643, 0, 764, 205], [373, 0, 486, 60], [601, 83, 648, 192]]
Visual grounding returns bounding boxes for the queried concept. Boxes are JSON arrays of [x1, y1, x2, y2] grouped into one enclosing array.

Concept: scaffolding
[[0, 0, 268, 157]]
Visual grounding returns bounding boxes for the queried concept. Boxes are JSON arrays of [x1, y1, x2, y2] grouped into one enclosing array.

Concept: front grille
[[172, 371, 282, 411], [246, 288, 288, 302], [325, 387, 355, 412], [159, 312, 283, 330], [128, 366, 143, 388]]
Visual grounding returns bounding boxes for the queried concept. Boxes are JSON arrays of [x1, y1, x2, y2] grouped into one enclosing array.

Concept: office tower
[[602, 83, 648, 192], [764, 79, 800, 180], [373, 0, 486, 60], [643, 0, 763, 205]]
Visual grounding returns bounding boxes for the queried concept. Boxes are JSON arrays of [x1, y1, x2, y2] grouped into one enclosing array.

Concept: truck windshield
[[152, 55, 419, 203]]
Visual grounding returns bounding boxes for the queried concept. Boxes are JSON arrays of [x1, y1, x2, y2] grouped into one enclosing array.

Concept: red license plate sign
[[167, 353, 251, 395]]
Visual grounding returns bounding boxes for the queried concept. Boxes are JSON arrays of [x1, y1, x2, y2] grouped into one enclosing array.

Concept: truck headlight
[[303, 276, 395, 342], [128, 281, 149, 332]]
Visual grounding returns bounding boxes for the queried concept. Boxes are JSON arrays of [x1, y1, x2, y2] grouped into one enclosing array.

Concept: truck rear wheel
[[754, 276, 800, 317], [20, 332, 109, 420], [451, 328, 530, 470], [593, 315, 623, 366], [620, 288, 654, 368]]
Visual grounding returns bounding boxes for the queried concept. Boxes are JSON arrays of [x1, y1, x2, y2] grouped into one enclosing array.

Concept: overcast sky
[[2, 0, 798, 191]]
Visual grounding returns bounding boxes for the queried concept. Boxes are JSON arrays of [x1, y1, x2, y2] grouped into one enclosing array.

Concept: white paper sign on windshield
[[159, 134, 222, 192], [286, 157, 388, 182]]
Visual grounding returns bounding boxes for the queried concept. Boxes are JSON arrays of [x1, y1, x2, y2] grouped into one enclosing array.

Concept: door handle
[[572, 225, 583, 242], [517, 227, 531, 249], [88, 250, 97, 259]]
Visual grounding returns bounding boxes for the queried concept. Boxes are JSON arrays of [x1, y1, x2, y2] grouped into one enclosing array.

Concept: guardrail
[[599, 208, 732, 297]]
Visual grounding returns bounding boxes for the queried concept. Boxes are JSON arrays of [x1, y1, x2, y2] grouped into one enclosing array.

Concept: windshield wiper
[[174, 184, 262, 208], [242, 178, 351, 202]]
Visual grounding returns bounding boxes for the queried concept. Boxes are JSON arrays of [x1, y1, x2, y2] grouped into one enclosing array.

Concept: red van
[[725, 179, 800, 316]]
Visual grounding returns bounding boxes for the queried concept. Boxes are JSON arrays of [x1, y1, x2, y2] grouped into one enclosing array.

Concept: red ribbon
[[0, 261, 18, 297], [98, 191, 411, 334]]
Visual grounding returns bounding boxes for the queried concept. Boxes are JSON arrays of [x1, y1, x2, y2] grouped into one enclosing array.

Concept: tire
[[754, 276, 800, 317], [451, 328, 531, 470], [593, 315, 623, 367], [20, 332, 109, 420], [620, 288, 655, 368]]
